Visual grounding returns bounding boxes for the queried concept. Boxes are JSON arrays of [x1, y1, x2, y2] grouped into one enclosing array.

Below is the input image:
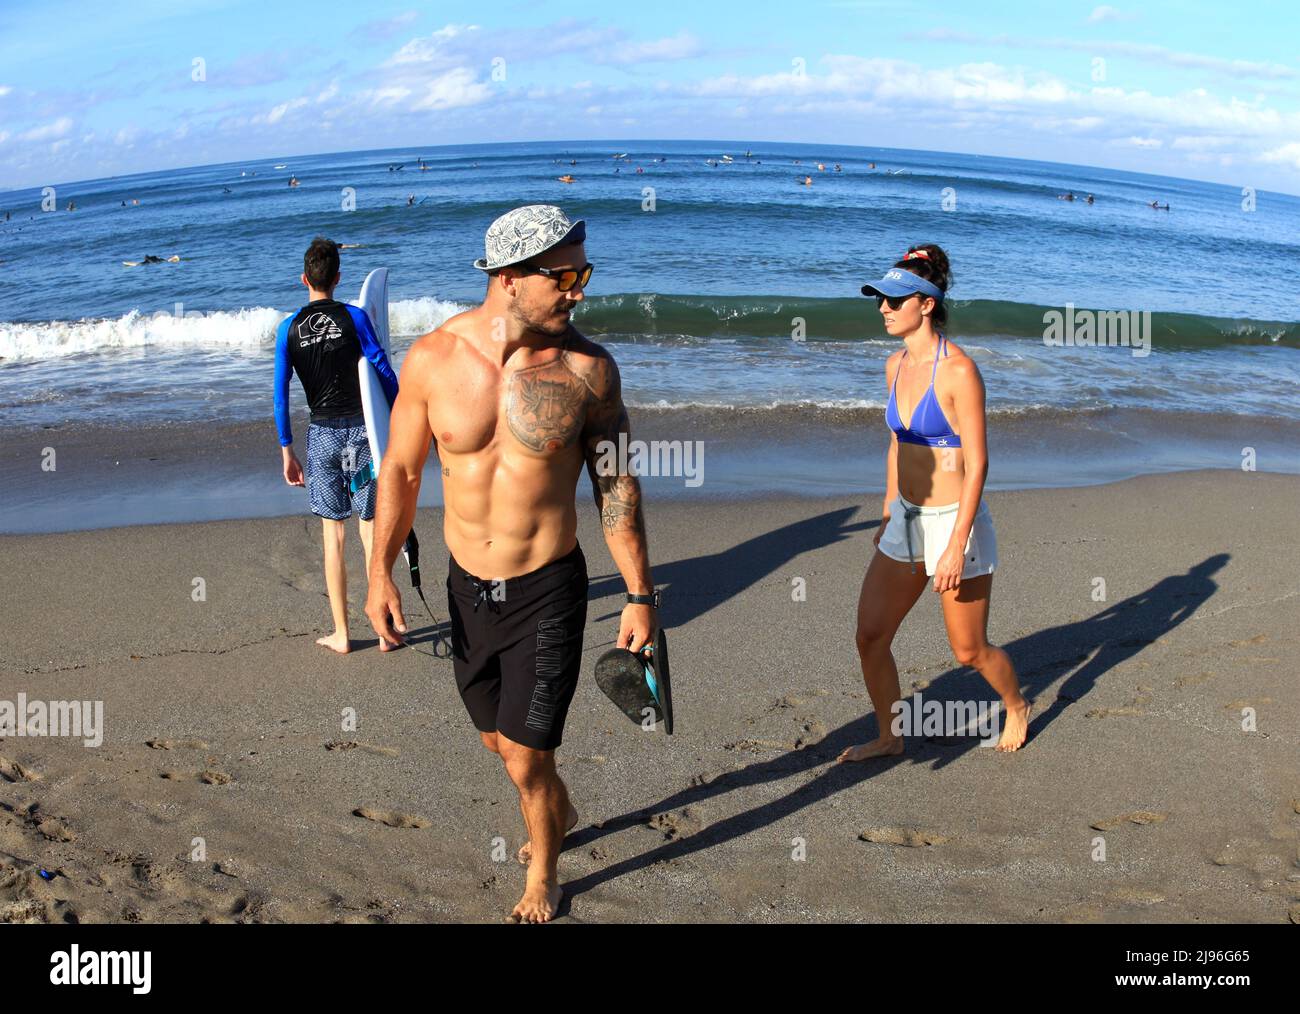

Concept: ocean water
[[1, 139, 1298, 529]]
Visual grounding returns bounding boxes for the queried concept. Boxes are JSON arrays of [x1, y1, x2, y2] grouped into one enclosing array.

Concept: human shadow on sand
[[587, 505, 876, 631], [555, 553, 1227, 910]]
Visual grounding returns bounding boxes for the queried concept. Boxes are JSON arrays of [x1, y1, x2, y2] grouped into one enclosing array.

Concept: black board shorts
[[446, 543, 588, 751]]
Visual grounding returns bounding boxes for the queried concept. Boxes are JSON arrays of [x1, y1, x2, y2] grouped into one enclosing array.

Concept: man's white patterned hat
[[473, 204, 586, 271]]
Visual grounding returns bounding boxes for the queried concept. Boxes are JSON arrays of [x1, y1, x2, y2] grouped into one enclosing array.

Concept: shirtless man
[[364, 205, 655, 924]]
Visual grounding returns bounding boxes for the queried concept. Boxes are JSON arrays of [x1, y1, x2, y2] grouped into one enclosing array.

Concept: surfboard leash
[[402, 529, 452, 660]]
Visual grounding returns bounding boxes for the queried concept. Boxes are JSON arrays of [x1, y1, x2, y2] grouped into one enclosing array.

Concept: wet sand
[[1, 469, 1298, 923]]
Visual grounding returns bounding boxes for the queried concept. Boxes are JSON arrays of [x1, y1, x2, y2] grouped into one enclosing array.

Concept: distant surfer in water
[[122, 255, 180, 267], [365, 205, 657, 923], [843, 245, 1030, 759], [274, 236, 399, 654]]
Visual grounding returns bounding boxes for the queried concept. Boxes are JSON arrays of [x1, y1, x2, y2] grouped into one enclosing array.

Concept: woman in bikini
[[839, 244, 1031, 759]]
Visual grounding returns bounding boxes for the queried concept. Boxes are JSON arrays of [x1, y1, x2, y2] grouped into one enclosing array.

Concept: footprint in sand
[[648, 808, 703, 841], [1172, 672, 1214, 690], [159, 770, 231, 784], [1228, 634, 1267, 648], [353, 807, 430, 829], [858, 827, 949, 847], [9, 802, 75, 843], [145, 738, 208, 751], [723, 738, 789, 753], [1110, 886, 1165, 906], [793, 717, 827, 749], [36, 817, 75, 843], [0, 862, 79, 924], [0, 755, 39, 782], [1089, 811, 1168, 831], [324, 741, 400, 757], [1085, 706, 1145, 718]]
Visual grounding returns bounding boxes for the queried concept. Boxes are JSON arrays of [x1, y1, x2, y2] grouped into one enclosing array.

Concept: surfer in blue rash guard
[[274, 236, 399, 654]]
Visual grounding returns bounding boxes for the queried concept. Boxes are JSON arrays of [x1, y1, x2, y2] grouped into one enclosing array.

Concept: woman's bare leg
[[939, 574, 1031, 751], [839, 551, 929, 762]]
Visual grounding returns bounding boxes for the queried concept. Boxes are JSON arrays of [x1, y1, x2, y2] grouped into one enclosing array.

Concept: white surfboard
[[354, 268, 392, 472]]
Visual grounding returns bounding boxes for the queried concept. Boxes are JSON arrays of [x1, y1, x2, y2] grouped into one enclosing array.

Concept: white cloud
[[410, 67, 491, 111], [350, 11, 419, 43], [260, 97, 309, 124], [685, 55, 1300, 145], [1087, 6, 1132, 23], [21, 117, 73, 142], [1259, 142, 1300, 170], [1171, 135, 1230, 151], [914, 28, 1296, 81], [386, 25, 479, 67], [367, 85, 412, 108], [0, 85, 11, 97], [1118, 135, 1162, 148], [114, 126, 141, 146], [598, 32, 703, 64]]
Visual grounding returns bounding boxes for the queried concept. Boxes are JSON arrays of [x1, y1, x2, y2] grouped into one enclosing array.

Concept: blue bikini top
[[885, 335, 962, 448]]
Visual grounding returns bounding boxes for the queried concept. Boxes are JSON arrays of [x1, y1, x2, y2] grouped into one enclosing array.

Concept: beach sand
[[1, 469, 1297, 923]]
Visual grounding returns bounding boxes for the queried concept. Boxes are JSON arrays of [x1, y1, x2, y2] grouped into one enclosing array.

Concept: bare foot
[[507, 878, 562, 924], [316, 632, 351, 654], [378, 637, 399, 653], [996, 700, 1032, 752], [837, 737, 904, 763], [517, 803, 579, 865]]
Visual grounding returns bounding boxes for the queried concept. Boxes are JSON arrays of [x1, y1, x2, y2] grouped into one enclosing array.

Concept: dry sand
[[1, 469, 1297, 923]]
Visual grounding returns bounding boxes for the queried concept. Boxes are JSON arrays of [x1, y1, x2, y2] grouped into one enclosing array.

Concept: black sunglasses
[[517, 262, 594, 292], [875, 292, 921, 311]]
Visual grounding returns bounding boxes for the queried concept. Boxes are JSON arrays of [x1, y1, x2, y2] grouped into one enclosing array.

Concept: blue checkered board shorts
[[306, 415, 376, 521]]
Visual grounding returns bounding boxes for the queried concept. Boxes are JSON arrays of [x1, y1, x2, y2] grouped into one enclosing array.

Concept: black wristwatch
[[627, 590, 660, 607]]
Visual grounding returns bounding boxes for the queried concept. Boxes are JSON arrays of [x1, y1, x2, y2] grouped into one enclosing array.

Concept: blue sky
[[2, 0, 1298, 192]]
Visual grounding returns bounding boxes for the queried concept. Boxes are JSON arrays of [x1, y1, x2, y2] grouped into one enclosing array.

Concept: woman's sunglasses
[[875, 292, 921, 311], [518, 262, 594, 292]]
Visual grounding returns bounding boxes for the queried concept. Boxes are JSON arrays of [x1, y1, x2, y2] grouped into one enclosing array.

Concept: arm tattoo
[[585, 394, 644, 535], [596, 469, 644, 533]]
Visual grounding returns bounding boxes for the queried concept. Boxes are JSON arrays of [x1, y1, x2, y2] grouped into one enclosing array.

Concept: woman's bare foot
[[316, 632, 351, 654], [507, 878, 562, 924], [517, 804, 579, 865], [837, 737, 904, 763], [996, 700, 1032, 752], [378, 637, 399, 653]]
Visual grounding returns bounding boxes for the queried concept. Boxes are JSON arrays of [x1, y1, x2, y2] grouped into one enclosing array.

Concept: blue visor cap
[[861, 268, 944, 302]]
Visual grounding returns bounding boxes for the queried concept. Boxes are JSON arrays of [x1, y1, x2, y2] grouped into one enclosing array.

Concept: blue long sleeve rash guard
[[274, 300, 399, 447]]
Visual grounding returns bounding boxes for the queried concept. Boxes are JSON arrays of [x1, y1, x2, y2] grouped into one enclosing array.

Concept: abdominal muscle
[[439, 443, 582, 580], [896, 443, 966, 506]]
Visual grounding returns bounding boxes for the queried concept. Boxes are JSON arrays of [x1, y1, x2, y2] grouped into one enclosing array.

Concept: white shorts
[[877, 495, 998, 578]]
